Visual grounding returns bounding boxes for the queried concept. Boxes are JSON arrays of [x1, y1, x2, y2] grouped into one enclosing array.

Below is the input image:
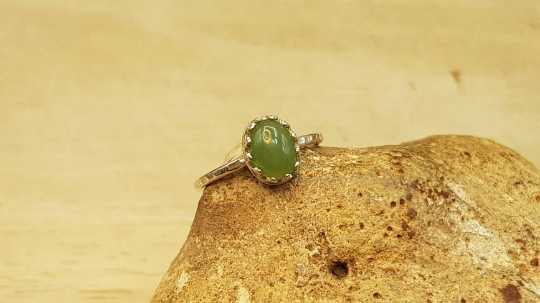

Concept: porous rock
[[152, 136, 540, 302]]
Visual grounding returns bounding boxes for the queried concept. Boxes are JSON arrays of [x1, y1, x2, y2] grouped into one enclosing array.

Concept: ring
[[196, 115, 323, 188]]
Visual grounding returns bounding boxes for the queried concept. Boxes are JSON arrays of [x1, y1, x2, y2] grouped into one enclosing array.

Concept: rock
[[152, 136, 540, 303]]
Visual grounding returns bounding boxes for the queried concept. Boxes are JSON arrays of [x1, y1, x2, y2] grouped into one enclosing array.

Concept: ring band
[[196, 116, 322, 188]]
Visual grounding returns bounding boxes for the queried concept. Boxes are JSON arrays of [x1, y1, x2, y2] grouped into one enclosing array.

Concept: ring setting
[[196, 115, 322, 188]]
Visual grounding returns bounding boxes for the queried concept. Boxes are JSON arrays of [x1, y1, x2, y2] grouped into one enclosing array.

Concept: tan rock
[[152, 136, 540, 303]]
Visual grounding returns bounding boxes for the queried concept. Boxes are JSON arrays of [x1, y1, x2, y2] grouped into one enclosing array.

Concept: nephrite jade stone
[[248, 119, 297, 179]]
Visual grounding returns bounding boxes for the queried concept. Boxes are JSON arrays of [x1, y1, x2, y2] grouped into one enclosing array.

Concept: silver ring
[[196, 115, 323, 188]]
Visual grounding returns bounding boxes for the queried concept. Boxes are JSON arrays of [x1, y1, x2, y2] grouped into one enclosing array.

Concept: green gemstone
[[248, 119, 297, 180]]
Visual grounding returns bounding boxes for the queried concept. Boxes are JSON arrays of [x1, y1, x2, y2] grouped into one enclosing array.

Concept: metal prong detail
[[295, 161, 300, 167], [246, 152, 253, 160], [289, 129, 297, 138]]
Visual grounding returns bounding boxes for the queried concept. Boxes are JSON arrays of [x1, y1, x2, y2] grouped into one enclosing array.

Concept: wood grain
[[1, 1, 539, 302]]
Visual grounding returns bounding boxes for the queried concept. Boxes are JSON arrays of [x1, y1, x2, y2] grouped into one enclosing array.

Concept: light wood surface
[[1, 1, 539, 302]]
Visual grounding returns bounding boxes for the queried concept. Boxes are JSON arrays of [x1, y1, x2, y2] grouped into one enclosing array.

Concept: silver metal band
[[297, 133, 323, 148], [196, 133, 322, 188]]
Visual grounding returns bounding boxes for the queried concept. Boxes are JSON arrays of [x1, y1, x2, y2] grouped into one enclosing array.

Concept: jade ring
[[196, 115, 323, 187]]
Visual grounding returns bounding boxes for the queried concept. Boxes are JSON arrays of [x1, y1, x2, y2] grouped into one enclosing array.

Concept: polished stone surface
[[248, 119, 297, 180]]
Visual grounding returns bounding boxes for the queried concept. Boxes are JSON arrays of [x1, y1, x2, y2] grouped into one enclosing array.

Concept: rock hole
[[359, 222, 365, 229], [399, 198, 406, 205], [530, 258, 539, 267], [390, 201, 397, 208], [373, 292, 382, 299], [329, 260, 349, 279], [461, 299, 466, 303]]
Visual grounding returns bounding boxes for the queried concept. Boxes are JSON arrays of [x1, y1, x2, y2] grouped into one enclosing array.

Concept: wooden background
[[1, 1, 539, 302]]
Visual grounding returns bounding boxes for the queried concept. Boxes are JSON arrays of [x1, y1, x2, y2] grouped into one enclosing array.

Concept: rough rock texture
[[152, 136, 540, 303]]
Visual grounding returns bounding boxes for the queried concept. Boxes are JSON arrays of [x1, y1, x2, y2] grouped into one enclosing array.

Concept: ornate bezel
[[242, 115, 300, 185]]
